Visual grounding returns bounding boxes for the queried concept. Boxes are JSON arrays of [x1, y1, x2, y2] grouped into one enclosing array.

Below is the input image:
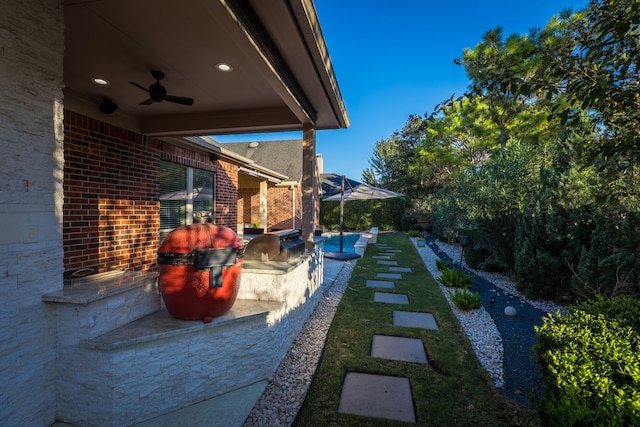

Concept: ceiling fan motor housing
[[149, 83, 167, 102]]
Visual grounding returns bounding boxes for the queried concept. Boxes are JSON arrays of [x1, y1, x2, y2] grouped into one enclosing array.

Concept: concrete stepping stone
[[393, 311, 439, 330], [389, 267, 411, 273], [366, 280, 395, 289], [377, 272, 402, 280], [339, 372, 416, 423], [371, 335, 428, 364], [384, 249, 402, 253], [372, 255, 391, 259], [377, 260, 398, 266], [374, 292, 409, 305]]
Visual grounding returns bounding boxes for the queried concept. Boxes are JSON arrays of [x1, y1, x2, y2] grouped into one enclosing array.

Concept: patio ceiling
[[63, 0, 349, 137]]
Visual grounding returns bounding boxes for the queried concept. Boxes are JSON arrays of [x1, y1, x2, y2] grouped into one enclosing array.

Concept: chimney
[[316, 154, 324, 174]]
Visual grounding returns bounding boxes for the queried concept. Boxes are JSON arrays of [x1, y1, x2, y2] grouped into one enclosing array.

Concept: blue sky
[[216, 0, 589, 181]]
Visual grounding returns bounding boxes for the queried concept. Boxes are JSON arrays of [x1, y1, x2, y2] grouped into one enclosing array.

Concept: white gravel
[[243, 260, 355, 427], [413, 240, 505, 388]]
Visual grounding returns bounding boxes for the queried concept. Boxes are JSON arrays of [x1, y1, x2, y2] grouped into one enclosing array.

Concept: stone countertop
[[81, 299, 284, 351], [42, 270, 158, 304]]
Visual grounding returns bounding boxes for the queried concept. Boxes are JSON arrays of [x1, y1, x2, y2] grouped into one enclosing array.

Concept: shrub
[[574, 212, 640, 299], [409, 223, 423, 232], [407, 229, 421, 238], [435, 258, 451, 272], [574, 295, 640, 335], [533, 308, 640, 426], [450, 289, 482, 310], [437, 268, 473, 288], [401, 215, 418, 231]]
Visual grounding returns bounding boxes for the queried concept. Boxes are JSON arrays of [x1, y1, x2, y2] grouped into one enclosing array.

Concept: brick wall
[[64, 114, 240, 274], [64, 112, 160, 273], [237, 185, 302, 231], [268, 186, 302, 230], [238, 188, 260, 226], [214, 160, 239, 229]]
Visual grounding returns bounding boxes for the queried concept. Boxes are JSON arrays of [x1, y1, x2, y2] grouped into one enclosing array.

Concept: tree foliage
[[357, 0, 640, 302]]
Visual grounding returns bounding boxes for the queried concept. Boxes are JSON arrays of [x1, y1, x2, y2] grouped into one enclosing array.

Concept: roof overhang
[[63, 0, 349, 137]]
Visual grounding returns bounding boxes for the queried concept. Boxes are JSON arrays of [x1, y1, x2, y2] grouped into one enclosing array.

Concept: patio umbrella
[[322, 176, 405, 260], [323, 182, 405, 202]]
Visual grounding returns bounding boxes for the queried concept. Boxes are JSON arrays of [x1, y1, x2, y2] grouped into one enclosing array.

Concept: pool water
[[322, 233, 360, 253]]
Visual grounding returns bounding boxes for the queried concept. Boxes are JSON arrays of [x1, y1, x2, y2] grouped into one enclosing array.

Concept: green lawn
[[294, 232, 539, 426]]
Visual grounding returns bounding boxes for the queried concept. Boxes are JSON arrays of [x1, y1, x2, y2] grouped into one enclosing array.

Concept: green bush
[[449, 289, 482, 310], [407, 229, 421, 238], [574, 295, 640, 335], [436, 258, 451, 272], [533, 307, 640, 426], [574, 212, 640, 299], [320, 197, 409, 232], [437, 268, 473, 288]]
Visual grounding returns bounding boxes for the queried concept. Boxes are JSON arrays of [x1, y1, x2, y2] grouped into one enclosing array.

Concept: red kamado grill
[[157, 223, 244, 321]]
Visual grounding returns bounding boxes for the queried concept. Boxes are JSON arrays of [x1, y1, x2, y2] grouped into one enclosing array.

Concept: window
[[160, 161, 215, 240]]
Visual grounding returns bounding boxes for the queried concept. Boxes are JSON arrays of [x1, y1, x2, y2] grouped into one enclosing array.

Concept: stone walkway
[[337, 243, 439, 424]]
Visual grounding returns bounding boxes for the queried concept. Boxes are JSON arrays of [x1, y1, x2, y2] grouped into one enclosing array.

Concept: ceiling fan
[[129, 70, 194, 106]]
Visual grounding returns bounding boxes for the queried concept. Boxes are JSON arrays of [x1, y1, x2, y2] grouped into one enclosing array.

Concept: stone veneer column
[[0, 1, 64, 424], [301, 126, 316, 249]]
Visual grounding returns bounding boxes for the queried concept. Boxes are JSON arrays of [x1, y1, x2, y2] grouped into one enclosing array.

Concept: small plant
[[407, 230, 421, 238], [253, 222, 261, 228], [437, 268, 473, 288], [436, 258, 452, 272], [450, 289, 482, 310]]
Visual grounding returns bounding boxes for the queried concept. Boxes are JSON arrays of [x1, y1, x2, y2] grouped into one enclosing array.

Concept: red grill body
[[158, 223, 243, 320]]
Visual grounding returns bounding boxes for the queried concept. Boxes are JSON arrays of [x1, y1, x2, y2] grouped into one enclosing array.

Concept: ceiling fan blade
[[165, 95, 194, 106], [139, 98, 155, 105], [129, 81, 150, 93]]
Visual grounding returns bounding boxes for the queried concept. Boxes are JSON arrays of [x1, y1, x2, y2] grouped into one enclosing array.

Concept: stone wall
[[0, 1, 65, 425]]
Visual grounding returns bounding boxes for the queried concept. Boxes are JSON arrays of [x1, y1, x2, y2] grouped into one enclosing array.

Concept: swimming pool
[[322, 233, 360, 253]]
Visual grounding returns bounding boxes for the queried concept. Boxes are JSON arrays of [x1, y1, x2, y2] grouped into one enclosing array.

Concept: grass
[[294, 232, 540, 426]]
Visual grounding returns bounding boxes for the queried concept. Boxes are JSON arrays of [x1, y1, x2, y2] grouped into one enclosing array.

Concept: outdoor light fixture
[[92, 77, 109, 85], [209, 153, 220, 162], [99, 97, 118, 114], [215, 63, 233, 72], [456, 235, 468, 287]]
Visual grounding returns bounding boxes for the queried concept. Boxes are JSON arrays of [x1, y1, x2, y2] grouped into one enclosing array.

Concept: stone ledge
[[81, 299, 284, 351], [241, 247, 322, 275], [41, 270, 158, 304]]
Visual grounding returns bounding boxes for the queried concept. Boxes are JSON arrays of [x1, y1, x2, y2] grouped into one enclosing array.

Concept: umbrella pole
[[340, 175, 345, 252]]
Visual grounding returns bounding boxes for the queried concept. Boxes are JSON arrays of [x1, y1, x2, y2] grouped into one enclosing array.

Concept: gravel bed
[[422, 237, 567, 407], [243, 260, 355, 427], [414, 239, 505, 389]]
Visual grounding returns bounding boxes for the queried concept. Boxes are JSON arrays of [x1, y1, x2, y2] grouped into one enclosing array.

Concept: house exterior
[[0, 1, 348, 426], [224, 139, 310, 232]]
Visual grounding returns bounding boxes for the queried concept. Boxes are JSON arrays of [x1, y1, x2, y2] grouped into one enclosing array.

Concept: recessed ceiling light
[[92, 77, 109, 85], [216, 63, 233, 72]]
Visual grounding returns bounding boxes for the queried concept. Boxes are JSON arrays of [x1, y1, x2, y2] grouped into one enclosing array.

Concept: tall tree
[[457, 16, 575, 150], [555, 0, 640, 172]]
